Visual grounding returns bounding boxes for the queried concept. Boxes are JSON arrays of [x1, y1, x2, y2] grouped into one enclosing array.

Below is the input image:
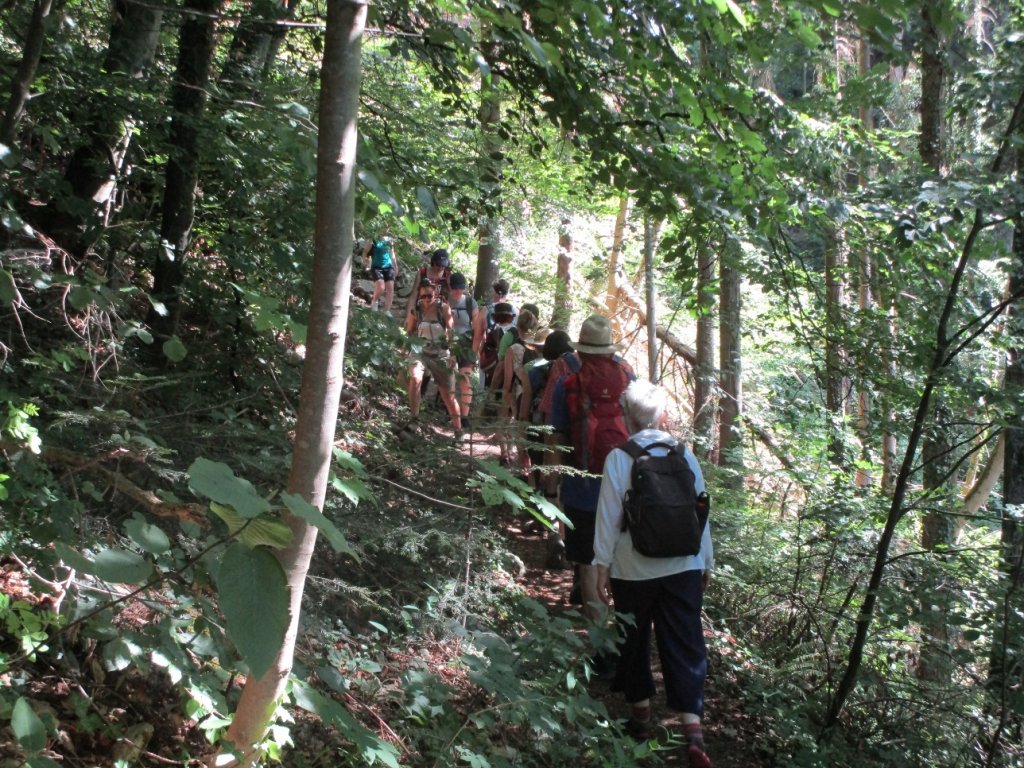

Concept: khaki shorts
[[408, 352, 455, 391]]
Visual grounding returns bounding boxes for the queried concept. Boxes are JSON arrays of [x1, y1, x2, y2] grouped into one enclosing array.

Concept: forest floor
[[455, 426, 764, 768]]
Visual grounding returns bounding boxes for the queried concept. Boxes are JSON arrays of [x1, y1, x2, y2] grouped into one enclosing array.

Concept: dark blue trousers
[[610, 569, 706, 716]]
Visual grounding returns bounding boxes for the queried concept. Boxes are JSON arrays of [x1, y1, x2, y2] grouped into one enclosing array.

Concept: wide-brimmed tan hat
[[524, 327, 551, 347], [569, 315, 622, 354]]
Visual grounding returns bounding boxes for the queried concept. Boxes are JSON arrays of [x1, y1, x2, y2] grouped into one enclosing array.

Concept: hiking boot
[[687, 745, 712, 768], [568, 582, 583, 605], [624, 716, 653, 741], [545, 539, 568, 570]]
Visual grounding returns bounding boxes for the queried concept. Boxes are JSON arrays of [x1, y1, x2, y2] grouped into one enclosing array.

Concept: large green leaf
[[55, 544, 153, 584], [281, 493, 355, 557], [216, 543, 289, 679], [209, 502, 293, 549], [188, 458, 271, 518], [12, 698, 46, 753], [124, 518, 171, 555]]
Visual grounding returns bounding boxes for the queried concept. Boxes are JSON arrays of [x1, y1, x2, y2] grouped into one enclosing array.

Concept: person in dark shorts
[[448, 273, 480, 429], [361, 235, 400, 314]]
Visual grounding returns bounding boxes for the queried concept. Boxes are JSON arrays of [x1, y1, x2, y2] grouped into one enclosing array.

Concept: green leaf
[[188, 458, 271, 518], [723, 0, 748, 28], [209, 502, 293, 549], [102, 636, 140, 672], [415, 186, 438, 218], [0, 269, 16, 304], [281, 493, 356, 557], [124, 518, 171, 555], [162, 336, 187, 362], [358, 169, 404, 215], [55, 544, 152, 584], [12, 697, 46, 753], [217, 543, 289, 679]]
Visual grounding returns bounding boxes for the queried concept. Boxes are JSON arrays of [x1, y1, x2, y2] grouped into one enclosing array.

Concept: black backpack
[[620, 440, 710, 558]]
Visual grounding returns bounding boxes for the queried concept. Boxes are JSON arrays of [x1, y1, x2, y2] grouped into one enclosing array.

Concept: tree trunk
[[919, 2, 946, 173], [643, 214, 658, 381], [719, 246, 742, 477], [551, 216, 573, 330], [220, 1, 364, 762], [823, 218, 848, 468], [221, 0, 295, 93], [986, 145, 1024, 755], [854, 32, 874, 488], [473, 32, 501, 304], [605, 196, 629, 326], [41, 0, 163, 253], [0, 0, 55, 145], [917, 1, 954, 684], [146, 0, 222, 342], [693, 240, 716, 459]]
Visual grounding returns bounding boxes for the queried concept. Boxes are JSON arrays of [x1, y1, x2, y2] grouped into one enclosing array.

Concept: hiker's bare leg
[[383, 281, 395, 312], [439, 385, 462, 429], [407, 363, 424, 416], [580, 564, 604, 623], [458, 366, 474, 418], [370, 279, 385, 309]]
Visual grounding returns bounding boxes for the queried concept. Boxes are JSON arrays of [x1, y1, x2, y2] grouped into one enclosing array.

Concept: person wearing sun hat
[[548, 315, 636, 624]]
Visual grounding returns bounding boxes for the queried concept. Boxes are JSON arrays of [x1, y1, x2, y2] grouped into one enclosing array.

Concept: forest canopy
[[1, 0, 1023, 766]]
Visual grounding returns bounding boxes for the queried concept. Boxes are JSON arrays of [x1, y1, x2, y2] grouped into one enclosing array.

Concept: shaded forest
[[1, 0, 1023, 766]]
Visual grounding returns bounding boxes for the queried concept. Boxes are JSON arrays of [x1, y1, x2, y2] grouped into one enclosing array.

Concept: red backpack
[[563, 355, 634, 473]]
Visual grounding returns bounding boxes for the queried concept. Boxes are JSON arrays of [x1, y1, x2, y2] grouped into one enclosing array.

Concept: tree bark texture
[[919, 2, 946, 173], [42, 0, 163, 253], [917, 3, 954, 684], [221, 0, 295, 93], [718, 249, 741, 475], [551, 217, 573, 330], [221, 0, 365, 762], [823, 218, 848, 468], [643, 214, 658, 382], [987, 147, 1024, 740], [0, 0, 55, 145], [473, 33, 501, 304], [605, 197, 629, 328], [693, 241, 716, 459], [147, 0, 222, 341]]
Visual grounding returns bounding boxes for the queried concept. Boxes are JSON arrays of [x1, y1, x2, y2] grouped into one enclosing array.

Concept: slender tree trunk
[[0, 0, 55, 145], [986, 146, 1024, 758], [854, 33, 874, 488], [551, 216, 573, 330], [146, 0, 222, 342], [693, 240, 716, 459], [823, 218, 848, 468], [221, 0, 296, 93], [219, 1, 364, 763], [917, 1, 954, 683], [41, 0, 163, 253], [473, 32, 501, 304], [605, 196, 629, 326], [719, 246, 742, 479], [643, 214, 658, 382]]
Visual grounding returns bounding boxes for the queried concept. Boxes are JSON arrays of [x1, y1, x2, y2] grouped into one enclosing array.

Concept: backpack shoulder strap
[[619, 441, 647, 461]]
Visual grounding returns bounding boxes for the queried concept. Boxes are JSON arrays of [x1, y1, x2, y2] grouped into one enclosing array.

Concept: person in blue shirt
[[361, 235, 400, 314]]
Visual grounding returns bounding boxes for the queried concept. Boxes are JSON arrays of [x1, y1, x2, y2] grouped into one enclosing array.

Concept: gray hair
[[621, 380, 667, 431]]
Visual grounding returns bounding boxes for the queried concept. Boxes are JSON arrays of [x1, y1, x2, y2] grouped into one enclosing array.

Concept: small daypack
[[563, 356, 633, 473], [620, 440, 710, 558], [480, 323, 511, 382]]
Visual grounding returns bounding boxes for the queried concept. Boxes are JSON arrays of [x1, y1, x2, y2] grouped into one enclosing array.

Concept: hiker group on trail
[[361, 240, 713, 765]]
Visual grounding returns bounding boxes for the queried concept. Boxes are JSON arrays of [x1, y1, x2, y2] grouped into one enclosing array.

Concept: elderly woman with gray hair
[[593, 380, 713, 768]]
